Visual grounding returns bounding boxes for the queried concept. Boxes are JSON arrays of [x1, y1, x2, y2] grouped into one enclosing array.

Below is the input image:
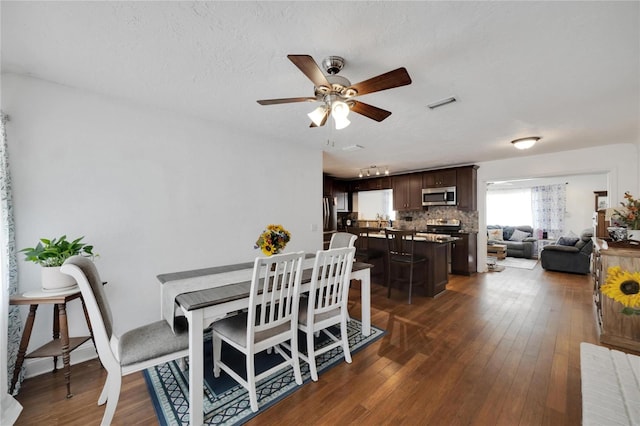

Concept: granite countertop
[[367, 229, 459, 243]]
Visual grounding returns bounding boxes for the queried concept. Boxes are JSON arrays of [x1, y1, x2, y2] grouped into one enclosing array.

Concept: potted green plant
[[20, 236, 96, 291]]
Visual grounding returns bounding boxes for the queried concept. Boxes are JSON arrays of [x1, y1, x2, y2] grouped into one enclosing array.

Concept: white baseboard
[[22, 341, 98, 379]]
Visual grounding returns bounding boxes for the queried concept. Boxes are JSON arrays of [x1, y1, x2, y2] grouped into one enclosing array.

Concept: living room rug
[[496, 257, 539, 270], [143, 319, 385, 426]]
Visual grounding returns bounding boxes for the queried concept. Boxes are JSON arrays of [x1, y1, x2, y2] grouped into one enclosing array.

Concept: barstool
[[384, 229, 426, 304]]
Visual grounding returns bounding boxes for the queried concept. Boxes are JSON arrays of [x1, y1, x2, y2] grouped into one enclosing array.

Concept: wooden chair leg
[[408, 265, 414, 305]]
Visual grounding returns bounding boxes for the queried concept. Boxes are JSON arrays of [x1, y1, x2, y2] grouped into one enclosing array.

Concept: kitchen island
[[364, 231, 456, 297]]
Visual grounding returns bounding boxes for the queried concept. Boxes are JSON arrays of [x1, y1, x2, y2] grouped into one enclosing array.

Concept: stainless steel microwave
[[421, 186, 456, 206]]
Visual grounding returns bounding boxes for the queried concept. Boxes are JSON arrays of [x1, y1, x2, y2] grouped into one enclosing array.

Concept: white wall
[[477, 143, 639, 271], [3, 74, 322, 374]]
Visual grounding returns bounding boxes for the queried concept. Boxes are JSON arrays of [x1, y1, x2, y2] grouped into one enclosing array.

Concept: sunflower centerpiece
[[254, 224, 291, 256], [601, 266, 640, 315]]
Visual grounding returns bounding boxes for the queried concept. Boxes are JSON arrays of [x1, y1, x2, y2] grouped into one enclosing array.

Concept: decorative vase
[[628, 229, 640, 242], [41, 266, 76, 292]]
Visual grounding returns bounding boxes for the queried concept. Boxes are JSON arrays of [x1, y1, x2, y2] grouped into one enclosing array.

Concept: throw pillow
[[487, 228, 503, 241], [509, 229, 530, 242], [556, 231, 580, 247], [557, 236, 580, 246]]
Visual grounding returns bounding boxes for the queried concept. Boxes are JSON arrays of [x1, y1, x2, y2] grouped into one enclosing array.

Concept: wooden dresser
[[592, 238, 640, 353]]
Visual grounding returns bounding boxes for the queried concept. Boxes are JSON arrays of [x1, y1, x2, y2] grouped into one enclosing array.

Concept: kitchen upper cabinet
[[330, 179, 350, 212], [423, 169, 457, 188], [335, 191, 349, 212], [350, 176, 391, 192], [393, 173, 423, 211], [455, 166, 478, 211], [323, 175, 333, 196]]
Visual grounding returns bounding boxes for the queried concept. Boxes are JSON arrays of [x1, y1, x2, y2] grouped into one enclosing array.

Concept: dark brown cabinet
[[351, 176, 392, 191], [451, 232, 477, 275], [455, 166, 478, 211], [423, 169, 457, 188], [392, 173, 423, 211], [367, 236, 449, 297], [323, 174, 333, 196]]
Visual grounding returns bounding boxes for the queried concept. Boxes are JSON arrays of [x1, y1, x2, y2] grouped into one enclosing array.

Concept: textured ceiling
[[2, 1, 639, 178]]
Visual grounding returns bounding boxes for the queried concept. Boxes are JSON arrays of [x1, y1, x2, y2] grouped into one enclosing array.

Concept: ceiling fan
[[257, 55, 412, 129]]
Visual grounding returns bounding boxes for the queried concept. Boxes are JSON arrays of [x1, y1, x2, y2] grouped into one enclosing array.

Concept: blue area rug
[[143, 318, 385, 425]]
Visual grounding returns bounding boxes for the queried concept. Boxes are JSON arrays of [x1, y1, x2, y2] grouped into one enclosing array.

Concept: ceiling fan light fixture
[[331, 100, 350, 118], [511, 136, 541, 150], [334, 115, 350, 130], [307, 105, 327, 126]]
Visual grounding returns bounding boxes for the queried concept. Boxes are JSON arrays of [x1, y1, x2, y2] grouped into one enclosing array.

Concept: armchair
[[540, 229, 594, 274]]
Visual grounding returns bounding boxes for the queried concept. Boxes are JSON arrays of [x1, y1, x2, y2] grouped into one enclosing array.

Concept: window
[[356, 189, 396, 220], [487, 187, 532, 225]]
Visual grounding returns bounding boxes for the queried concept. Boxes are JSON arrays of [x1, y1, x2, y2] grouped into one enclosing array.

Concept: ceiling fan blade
[[348, 67, 412, 96], [287, 55, 331, 89], [310, 109, 329, 127], [257, 97, 317, 105], [350, 101, 392, 122]]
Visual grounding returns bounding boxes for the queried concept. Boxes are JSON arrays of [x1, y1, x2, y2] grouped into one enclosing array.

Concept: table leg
[[188, 309, 204, 426], [79, 296, 98, 349], [53, 303, 60, 371], [10, 304, 38, 394], [351, 269, 371, 336], [57, 302, 73, 398]]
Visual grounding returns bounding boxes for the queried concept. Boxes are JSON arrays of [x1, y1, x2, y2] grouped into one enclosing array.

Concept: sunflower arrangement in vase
[[601, 266, 640, 315], [255, 224, 291, 256]]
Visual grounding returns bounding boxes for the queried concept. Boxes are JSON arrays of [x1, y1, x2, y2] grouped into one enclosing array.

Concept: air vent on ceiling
[[342, 144, 364, 152], [427, 96, 457, 109]]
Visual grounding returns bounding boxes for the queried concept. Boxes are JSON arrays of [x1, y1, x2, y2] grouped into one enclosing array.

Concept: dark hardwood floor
[[14, 264, 599, 425]]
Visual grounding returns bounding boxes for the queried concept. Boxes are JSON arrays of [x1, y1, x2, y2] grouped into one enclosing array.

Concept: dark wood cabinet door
[[393, 174, 423, 211], [455, 166, 478, 211], [323, 175, 333, 196], [408, 173, 424, 209], [423, 169, 457, 187], [451, 233, 477, 275]]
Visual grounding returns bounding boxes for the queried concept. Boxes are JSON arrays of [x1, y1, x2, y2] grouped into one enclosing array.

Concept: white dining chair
[[329, 231, 357, 249], [60, 256, 189, 426], [211, 251, 305, 412], [298, 246, 356, 381]]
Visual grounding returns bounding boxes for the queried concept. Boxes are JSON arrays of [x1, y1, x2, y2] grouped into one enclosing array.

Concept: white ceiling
[[2, 1, 639, 179]]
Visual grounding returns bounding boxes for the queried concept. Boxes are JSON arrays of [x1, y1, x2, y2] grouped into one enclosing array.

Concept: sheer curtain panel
[[531, 184, 566, 239], [0, 111, 22, 423]]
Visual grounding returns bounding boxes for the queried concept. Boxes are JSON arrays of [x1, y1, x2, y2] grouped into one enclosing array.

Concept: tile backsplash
[[395, 207, 479, 233]]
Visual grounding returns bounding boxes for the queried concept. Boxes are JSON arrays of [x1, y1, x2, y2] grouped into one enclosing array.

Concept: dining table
[[157, 256, 373, 426]]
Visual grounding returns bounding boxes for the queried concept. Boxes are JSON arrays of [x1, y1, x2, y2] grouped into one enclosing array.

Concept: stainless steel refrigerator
[[323, 196, 337, 248], [323, 196, 337, 231]]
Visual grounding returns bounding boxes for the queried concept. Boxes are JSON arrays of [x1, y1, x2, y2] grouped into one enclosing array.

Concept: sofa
[[487, 225, 537, 258], [540, 229, 593, 274]]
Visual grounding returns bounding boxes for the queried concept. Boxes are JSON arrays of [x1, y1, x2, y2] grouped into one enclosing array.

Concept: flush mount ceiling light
[[511, 136, 541, 150], [358, 165, 389, 178]]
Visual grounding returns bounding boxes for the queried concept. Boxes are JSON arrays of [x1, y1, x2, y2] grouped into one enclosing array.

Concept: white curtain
[[1, 112, 23, 398], [531, 184, 566, 239]]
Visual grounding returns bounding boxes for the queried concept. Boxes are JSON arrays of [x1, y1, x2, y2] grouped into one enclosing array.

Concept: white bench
[[580, 342, 640, 425]]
